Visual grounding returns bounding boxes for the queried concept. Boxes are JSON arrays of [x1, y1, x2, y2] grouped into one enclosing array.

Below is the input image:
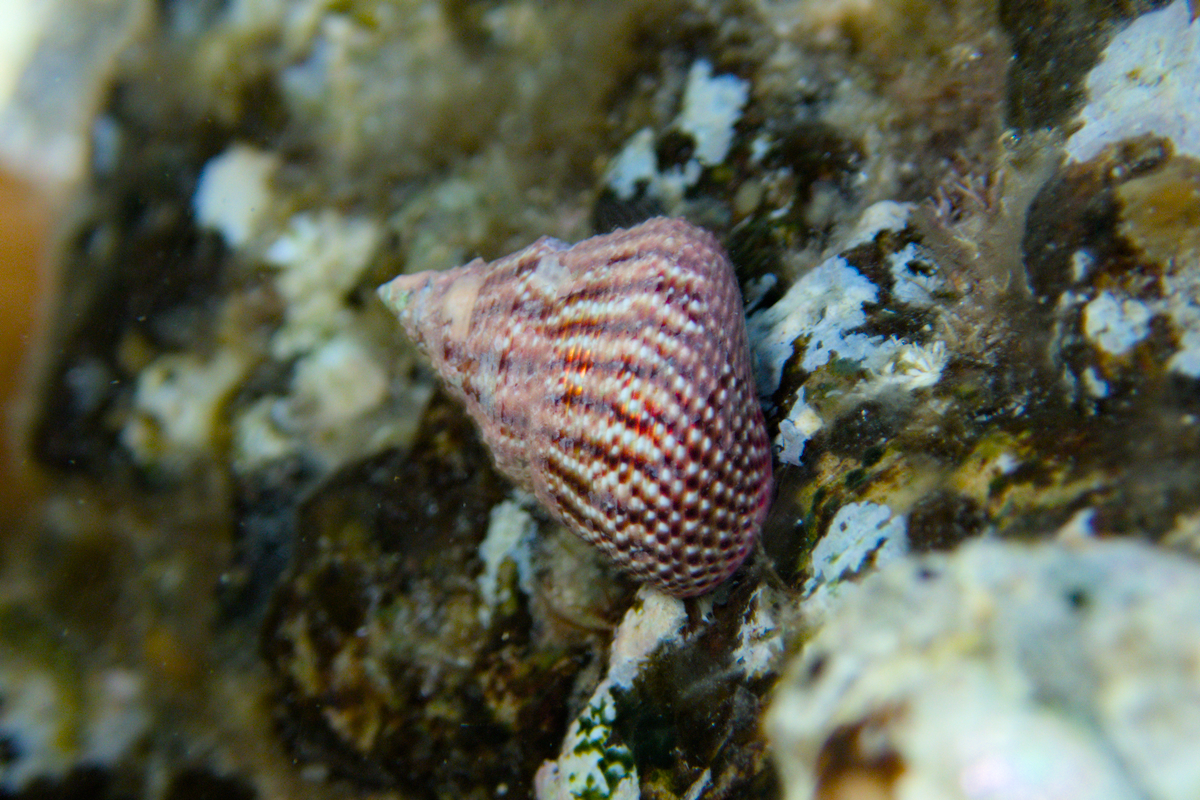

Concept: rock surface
[[768, 537, 1200, 800], [2, 0, 1199, 798]]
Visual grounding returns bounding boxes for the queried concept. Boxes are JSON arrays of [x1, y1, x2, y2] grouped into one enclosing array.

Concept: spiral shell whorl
[[379, 218, 773, 596]]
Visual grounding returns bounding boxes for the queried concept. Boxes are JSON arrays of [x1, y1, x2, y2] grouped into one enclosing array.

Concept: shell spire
[[378, 217, 773, 597]]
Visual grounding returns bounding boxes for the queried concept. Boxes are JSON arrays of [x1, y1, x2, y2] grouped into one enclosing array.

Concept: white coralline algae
[[775, 388, 823, 467], [732, 586, 785, 680], [888, 243, 943, 307], [749, 225, 946, 398], [845, 200, 915, 248], [265, 209, 382, 358], [804, 501, 908, 596], [1169, 330, 1200, 378], [476, 499, 537, 624], [748, 230, 946, 466], [121, 350, 249, 468], [748, 256, 883, 394], [192, 144, 278, 248], [676, 59, 749, 168], [287, 333, 387, 429], [1162, 267, 1200, 378], [1066, 0, 1200, 163], [197, 156, 395, 473], [1083, 290, 1153, 356], [605, 127, 657, 201], [606, 59, 749, 203], [1076, 275, 1200, 377]]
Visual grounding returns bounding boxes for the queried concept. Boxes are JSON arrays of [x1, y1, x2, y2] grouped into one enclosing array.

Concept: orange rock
[[0, 170, 51, 517]]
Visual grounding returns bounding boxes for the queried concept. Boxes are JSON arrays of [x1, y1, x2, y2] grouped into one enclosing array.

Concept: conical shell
[[378, 217, 772, 596]]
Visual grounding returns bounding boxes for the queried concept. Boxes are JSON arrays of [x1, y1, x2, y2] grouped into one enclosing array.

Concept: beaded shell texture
[[378, 217, 773, 597]]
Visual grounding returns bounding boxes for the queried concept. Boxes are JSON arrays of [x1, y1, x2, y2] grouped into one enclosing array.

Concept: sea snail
[[378, 217, 772, 597]]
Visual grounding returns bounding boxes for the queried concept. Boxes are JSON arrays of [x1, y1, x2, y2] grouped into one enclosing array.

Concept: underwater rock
[[261, 393, 595, 797], [1064, 0, 1200, 164], [13, 0, 1200, 797], [537, 580, 788, 800], [1023, 136, 1200, 394], [767, 537, 1200, 800]]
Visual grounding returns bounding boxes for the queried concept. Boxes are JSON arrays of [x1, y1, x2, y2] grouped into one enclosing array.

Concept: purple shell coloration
[[378, 217, 773, 596]]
